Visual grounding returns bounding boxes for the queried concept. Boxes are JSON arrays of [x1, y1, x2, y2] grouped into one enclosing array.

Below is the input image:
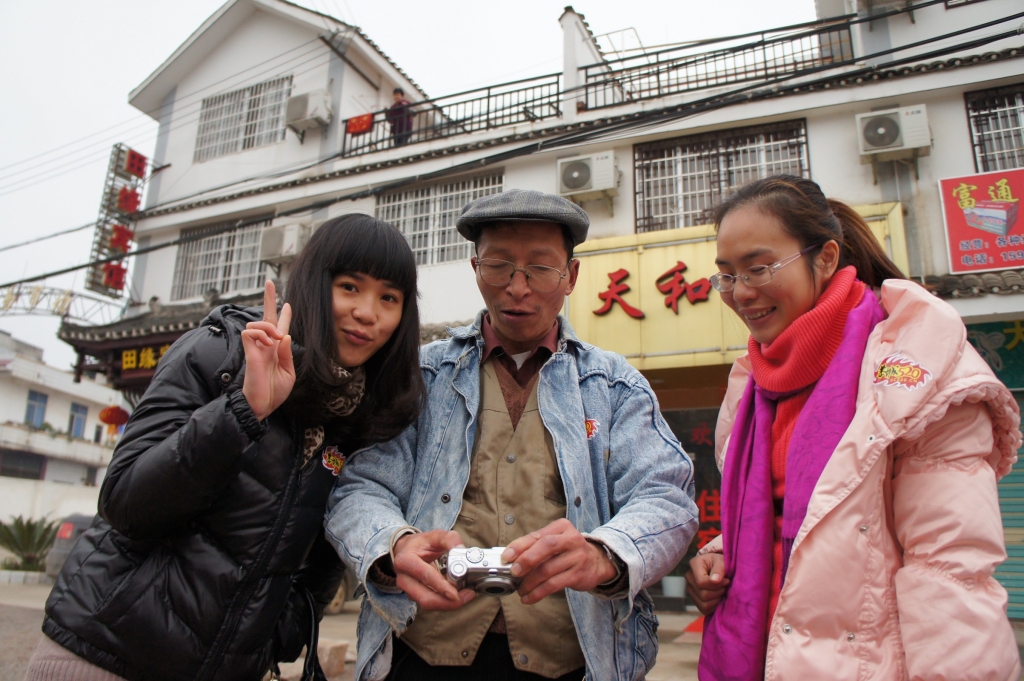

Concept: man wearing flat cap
[[326, 189, 697, 681]]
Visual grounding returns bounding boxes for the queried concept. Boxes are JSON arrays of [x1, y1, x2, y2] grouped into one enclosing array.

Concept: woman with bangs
[[687, 175, 1020, 680], [28, 215, 424, 681]]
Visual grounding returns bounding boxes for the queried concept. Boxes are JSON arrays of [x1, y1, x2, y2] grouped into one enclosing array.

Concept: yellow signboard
[[568, 203, 909, 372]]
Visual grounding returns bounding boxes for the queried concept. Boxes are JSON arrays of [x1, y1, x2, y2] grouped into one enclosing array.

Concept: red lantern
[[99, 405, 130, 426]]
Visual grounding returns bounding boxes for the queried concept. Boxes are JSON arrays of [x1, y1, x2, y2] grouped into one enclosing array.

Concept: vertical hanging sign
[[85, 144, 147, 298]]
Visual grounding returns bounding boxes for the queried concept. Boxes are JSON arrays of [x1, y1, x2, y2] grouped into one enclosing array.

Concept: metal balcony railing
[[580, 21, 855, 110], [340, 72, 562, 158]]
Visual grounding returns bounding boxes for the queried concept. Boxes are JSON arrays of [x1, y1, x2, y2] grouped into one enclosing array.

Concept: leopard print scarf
[[301, 363, 365, 464]]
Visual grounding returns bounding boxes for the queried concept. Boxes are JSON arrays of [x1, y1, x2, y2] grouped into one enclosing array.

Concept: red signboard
[[939, 168, 1023, 273]]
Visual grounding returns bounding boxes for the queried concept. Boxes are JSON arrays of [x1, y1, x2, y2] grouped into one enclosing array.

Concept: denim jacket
[[324, 313, 697, 681]]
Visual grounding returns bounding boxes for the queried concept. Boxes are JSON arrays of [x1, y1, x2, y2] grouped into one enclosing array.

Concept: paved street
[[0, 583, 699, 680]]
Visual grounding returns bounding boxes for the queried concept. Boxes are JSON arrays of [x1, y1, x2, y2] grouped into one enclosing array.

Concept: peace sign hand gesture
[[241, 281, 295, 421]]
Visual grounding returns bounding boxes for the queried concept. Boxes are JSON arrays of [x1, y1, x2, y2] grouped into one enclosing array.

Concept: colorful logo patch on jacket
[[322, 446, 346, 476], [873, 353, 932, 391], [584, 418, 600, 439]]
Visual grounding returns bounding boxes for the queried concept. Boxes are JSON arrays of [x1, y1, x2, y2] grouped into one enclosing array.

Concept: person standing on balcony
[[325, 189, 697, 681], [686, 175, 1021, 680], [386, 87, 414, 148], [27, 216, 426, 681]]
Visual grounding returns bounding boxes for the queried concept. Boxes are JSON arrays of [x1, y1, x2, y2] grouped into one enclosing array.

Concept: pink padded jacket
[[708, 280, 1022, 681]]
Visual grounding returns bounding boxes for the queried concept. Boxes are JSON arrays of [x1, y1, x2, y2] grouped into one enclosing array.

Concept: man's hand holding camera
[[392, 530, 476, 611], [502, 518, 617, 605], [393, 519, 617, 611]]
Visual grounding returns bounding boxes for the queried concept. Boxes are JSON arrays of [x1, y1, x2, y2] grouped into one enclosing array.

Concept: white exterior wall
[[146, 11, 333, 210], [0, 477, 99, 522]]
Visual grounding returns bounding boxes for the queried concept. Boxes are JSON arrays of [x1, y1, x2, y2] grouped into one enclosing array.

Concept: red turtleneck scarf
[[746, 266, 865, 621]]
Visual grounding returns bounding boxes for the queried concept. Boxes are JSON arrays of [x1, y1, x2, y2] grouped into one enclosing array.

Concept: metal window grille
[[965, 84, 1024, 172], [376, 174, 504, 265], [25, 390, 48, 429], [170, 219, 270, 301], [634, 120, 809, 232], [194, 76, 293, 162], [68, 403, 88, 439]]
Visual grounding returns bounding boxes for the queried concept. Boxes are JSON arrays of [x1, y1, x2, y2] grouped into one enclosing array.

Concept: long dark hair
[[713, 174, 905, 288], [284, 213, 424, 445]]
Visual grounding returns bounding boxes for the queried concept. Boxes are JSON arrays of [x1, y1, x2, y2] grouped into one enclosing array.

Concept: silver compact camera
[[441, 546, 520, 596]]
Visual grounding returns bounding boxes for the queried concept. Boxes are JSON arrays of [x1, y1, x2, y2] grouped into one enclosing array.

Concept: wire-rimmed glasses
[[709, 246, 817, 293], [473, 258, 572, 294]]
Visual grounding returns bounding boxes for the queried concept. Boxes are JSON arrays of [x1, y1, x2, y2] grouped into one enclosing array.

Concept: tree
[[0, 515, 58, 571]]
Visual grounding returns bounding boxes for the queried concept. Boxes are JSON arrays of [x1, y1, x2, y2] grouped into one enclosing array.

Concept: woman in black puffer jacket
[[28, 215, 424, 681]]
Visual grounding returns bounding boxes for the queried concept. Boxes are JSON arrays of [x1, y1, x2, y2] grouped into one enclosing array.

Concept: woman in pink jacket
[[686, 175, 1021, 681]]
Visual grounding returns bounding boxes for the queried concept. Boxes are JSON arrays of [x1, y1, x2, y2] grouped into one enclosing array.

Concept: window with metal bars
[[193, 76, 293, 162], [633, 120, 809, 233], [965, 84, 1024, 172], [170, 219, 270, 301], [376, 173, 504, 266]]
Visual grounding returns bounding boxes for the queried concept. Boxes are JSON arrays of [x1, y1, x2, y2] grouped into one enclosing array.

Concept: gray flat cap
[[456, 188, 590, 245]]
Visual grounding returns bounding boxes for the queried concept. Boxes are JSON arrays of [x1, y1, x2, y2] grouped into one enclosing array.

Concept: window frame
[[25, 390, 48, 429], [633, 119, 810, 233], [170, 218, 271, 301], [193, 76, 294, 163], [376, 173, 504, 266], [964, 83, 1024, 173], [68, 403, 88, 440]]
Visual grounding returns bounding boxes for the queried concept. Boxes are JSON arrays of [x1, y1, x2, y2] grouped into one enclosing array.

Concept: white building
[[0, 331, 120, 522], [56, 0, 1024, 608]]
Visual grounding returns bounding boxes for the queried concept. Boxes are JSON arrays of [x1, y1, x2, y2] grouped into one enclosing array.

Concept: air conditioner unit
[[286, 90, 333, 131], [557, 152, 618, 201], [856, 105, 931, 162], [259, 224, 311, 264]]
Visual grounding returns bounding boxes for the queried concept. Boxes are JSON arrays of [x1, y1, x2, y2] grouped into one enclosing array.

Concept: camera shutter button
[[467, 548, 485, 563]]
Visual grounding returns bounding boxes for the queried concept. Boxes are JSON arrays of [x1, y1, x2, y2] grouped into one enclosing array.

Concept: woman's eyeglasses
[[474, 258, 571, 294], [709, 246, 817, 293]]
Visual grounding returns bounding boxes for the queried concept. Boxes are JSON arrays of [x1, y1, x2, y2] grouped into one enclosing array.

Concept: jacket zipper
[[195, 423, 306, 681]]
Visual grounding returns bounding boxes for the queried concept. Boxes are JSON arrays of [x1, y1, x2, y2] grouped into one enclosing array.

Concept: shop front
[[966, 320, 1024, 618]]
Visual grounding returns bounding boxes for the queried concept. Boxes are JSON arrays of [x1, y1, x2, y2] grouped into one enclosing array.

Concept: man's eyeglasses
[[709, 246, 817, 293], [474, 258, 572, 294]]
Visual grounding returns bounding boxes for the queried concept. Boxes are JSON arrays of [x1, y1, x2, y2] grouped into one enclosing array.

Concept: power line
[[0, 221, 95, 254], [0, 50, 337, 198], [0, 39, 330, 182], [1, 21, 1018, 292]]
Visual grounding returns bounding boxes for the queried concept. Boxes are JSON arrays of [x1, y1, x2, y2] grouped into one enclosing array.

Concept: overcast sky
[[0, 0, 816, 370]]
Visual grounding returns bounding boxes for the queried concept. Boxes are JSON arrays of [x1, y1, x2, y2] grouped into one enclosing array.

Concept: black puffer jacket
[[43, 305, 346, 681]]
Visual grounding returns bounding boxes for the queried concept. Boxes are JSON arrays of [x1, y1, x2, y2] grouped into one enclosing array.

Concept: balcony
[[580, 22, 854, 110], [341, 72, 563, 158], [0, 423, 114, 467], [338, 18, 856, 158]]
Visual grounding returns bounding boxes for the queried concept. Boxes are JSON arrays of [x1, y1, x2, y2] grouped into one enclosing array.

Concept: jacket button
[[504, 514, 515, 525], [506, 453, 516, 463], [441, 494, 451, 503], [574, 496, 581, 507], [867, 434, 875, 443], [782, 624, 792, 634], [847, 632, 856, 642], [859, 524, 868, 534], [461, 650, 468, 658], [518, 653, 529, 665], [220, 372, 231, 383]]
